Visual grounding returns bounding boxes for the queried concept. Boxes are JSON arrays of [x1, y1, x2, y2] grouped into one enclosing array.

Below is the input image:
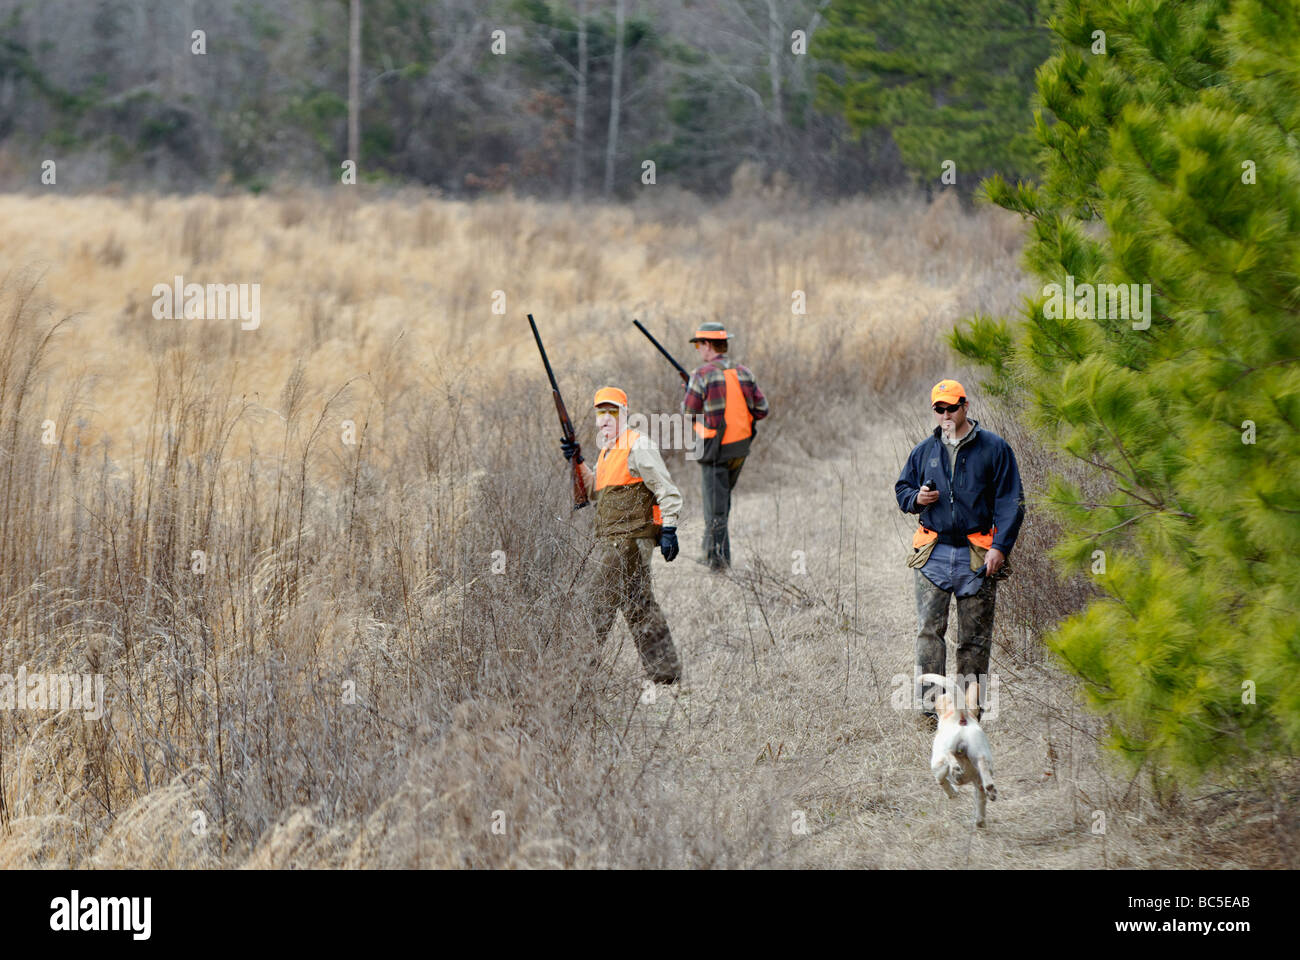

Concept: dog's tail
[[918, 673, 957, 694]]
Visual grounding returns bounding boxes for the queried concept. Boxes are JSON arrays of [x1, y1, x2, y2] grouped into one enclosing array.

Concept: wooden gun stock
[[553, 390, 590, 509]]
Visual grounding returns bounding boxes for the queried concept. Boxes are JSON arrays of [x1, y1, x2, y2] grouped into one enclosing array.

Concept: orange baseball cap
[[931, 379, 966, 405], [593, 386, 628, 409]]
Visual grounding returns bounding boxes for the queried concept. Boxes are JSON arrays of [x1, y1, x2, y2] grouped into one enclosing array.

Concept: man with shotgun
[[559, 388, 684, 685], [531, 315, 683, 685], [636, 320, 768, 571]]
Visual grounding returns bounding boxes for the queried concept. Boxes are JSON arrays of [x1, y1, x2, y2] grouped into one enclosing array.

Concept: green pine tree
[[813, 0, 1052, 191], [953, 0, 1300, 784]]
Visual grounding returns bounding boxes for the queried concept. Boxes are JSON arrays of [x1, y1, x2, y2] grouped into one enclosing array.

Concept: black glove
[[658, 526, 679, 562], [560, 437, 583, 464]]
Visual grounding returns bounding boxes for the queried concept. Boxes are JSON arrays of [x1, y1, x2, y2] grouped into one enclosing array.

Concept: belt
[[936, 528, 990, 546]]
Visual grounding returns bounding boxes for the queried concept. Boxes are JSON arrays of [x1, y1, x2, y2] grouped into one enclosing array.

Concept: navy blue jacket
[[895, 422, 1025, 555]]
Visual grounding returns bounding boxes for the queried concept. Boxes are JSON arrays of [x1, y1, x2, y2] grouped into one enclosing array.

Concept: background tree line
[[0, 0, 1049, 196]]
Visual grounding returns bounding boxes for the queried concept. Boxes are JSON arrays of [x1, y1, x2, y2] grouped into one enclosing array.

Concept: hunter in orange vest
[[560, 387, 684, 685], [681, 323, 769, 570]]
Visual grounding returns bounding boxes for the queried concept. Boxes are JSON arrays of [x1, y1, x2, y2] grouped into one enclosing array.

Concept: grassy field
[[0, 185, 1281, 867]]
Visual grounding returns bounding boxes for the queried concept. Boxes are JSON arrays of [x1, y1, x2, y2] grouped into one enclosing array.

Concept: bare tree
[[603, 0, 625, 197], [348, 0, 361, 168], [766, 0, 782, 129], [573, 0, 588, 199]]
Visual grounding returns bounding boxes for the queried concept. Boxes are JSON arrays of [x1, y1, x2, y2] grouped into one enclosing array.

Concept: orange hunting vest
[[595, 429, 662, 538], [912, 525, 995, 551], [693, 368, 754, 445]]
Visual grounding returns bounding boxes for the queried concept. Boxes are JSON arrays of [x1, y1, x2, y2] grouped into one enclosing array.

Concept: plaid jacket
[[682, 356, 769, 432]]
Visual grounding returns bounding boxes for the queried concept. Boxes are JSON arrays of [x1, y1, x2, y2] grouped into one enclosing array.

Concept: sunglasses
[[932, 402, 965, 414]]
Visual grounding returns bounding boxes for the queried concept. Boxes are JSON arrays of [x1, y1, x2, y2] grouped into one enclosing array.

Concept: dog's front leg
[[946, 752, 964, 787], [933, 761, 959, 798], [942, 753, 964, 797], [973, 783, 986, 828]]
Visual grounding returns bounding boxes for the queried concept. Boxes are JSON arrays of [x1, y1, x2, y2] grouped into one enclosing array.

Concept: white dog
[[920, 673, 998, 827]]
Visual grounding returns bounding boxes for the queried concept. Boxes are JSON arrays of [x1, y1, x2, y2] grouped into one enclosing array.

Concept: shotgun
[[632, 319, 690, 384], [528, 313, 590, 509]]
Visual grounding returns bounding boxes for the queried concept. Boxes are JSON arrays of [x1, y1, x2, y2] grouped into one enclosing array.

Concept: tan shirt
[[941, 421, 978, 484], [580, 433, 682, 528]]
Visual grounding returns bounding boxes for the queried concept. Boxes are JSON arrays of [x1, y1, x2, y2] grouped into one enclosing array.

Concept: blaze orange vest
[[912, 525, 995, 551], [692, 368, 754, 445], [595, 429, 662, 538]]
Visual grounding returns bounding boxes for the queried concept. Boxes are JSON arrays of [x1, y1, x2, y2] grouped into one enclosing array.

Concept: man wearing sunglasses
[[895, 379, 1024, 727]]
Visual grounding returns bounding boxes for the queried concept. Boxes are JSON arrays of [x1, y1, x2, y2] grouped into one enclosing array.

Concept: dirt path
[[597, 418, 1191, 868]]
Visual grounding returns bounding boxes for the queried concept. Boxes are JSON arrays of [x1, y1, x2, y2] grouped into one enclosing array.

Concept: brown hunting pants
[[579, 537, 681, 683]]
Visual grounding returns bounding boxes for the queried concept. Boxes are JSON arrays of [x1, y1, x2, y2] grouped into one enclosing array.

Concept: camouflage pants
[[914, 569, 997, 714], [580, 537, 682, 683]]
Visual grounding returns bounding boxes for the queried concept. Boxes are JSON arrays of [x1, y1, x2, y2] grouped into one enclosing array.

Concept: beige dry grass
[[0, 184, 1284, 868]]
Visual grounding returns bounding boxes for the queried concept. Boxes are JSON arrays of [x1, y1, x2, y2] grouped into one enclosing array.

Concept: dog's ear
[[965, 682, 980, 714]]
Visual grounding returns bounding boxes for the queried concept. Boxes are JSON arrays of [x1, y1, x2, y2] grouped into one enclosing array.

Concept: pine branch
[[1087, 510, 1157, 538]]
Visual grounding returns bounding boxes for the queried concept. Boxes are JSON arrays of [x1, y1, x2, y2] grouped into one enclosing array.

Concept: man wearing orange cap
[[895, 379, 1024, 726], [561, 387, 684, 684], [681, 322, 769, 571]]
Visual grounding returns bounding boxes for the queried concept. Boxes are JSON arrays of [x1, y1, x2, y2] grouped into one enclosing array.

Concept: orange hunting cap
[[593, 386, 628, 409], [931, 379, 966, 405], [689, 322, 733, 343]]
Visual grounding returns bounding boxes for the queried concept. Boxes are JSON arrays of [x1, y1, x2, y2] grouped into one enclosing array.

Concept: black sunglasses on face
[[933, 402, 965, 414]]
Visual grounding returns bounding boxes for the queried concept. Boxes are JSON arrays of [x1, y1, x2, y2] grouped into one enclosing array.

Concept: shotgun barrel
[[528, 313, 590, 509], [632, 319, 690, 384]]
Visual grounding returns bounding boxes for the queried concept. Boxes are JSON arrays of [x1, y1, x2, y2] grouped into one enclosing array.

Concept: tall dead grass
[[4, 187, 1182, 869]]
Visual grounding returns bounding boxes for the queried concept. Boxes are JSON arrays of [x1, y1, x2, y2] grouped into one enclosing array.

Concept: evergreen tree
[[814, 0, 1051, 192], [953, 0, 1300, 784]]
